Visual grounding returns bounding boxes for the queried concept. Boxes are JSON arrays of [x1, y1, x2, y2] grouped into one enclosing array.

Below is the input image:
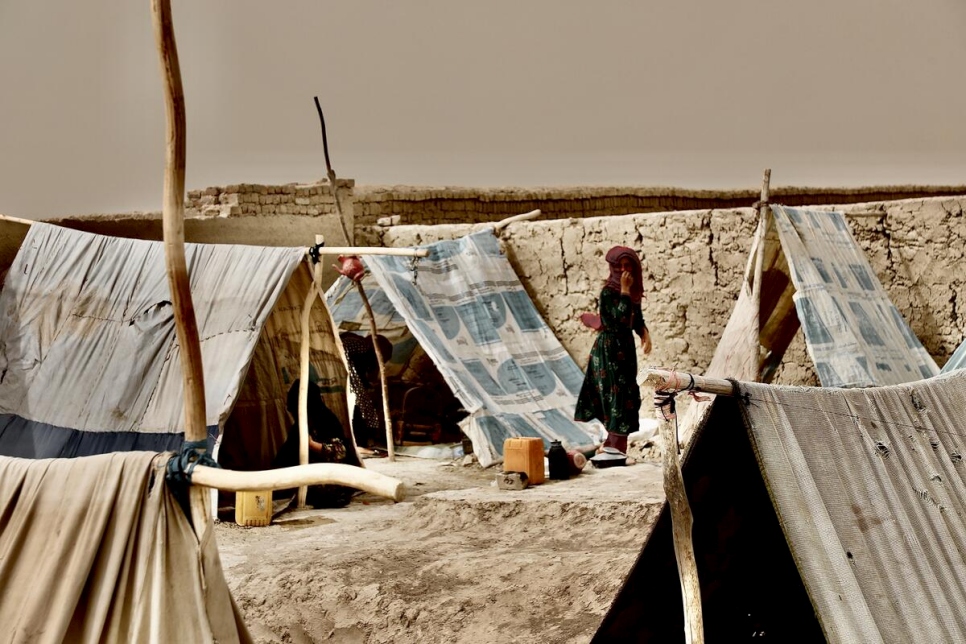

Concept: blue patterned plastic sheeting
[[772, 206, 939, 387], [327, 229, 600, 467], [941, 339, 966, 374]]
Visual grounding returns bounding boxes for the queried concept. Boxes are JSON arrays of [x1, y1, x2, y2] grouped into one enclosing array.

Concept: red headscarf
[[604, 246, 644, 304]]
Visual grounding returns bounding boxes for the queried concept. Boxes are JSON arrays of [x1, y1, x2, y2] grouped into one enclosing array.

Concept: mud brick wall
[[353, 184, 966, 245], [376, 196, 966, 387]]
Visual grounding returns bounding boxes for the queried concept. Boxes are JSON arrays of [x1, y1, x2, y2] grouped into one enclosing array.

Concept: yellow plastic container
[[235, 490, 273, 527], [503, 437, 545, 485]]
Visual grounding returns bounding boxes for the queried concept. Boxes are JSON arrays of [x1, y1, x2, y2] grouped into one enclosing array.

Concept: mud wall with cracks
[[378, 195, 966, 386]]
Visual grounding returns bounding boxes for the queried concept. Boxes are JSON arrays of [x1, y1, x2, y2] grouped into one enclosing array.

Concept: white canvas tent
[[327, 228, 603, 467], [0, 221, 360, 474]]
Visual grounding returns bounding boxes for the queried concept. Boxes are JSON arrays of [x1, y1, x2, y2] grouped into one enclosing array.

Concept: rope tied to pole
[[410, 254, 420, 285], [165, 439, 220, 524]]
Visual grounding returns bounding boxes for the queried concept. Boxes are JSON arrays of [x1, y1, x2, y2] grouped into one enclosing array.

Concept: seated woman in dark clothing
[[272, 379, 353, 508]]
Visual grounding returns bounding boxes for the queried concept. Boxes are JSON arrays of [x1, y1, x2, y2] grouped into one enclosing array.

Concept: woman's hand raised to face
[[620, 270, 633, 294]]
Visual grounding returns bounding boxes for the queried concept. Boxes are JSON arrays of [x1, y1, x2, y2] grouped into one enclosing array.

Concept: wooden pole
[[151, 0, 210, 535], [192, 463, 405, 502], [649, 364, 740, 644], [492, 209, 541, 232], [353, 281, 395, 461], [0, 213, 35, 226], [313, 97, 353, 246], [751, 169, 771, 306], [311, 246, 429, 258], [644, 369, 738, 396], [295, 261, 323, 508], [657, 409, 704, 644]]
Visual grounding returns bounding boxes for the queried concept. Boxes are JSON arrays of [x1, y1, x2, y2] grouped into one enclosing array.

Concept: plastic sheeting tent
[[0, 222, 357, 471], [772, 205, 938, 387], [327, 229, 603, 467], [594, 369, 966, 643]]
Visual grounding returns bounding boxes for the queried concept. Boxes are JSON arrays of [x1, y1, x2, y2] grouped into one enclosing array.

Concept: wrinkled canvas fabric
[[0, 451, 250, 643], [0, 222, 305, 458]]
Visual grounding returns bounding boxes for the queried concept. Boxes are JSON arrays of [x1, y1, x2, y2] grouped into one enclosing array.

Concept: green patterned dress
[[574, 288, 646, 436]]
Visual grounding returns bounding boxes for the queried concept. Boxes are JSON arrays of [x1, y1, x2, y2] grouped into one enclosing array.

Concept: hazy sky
[[2, 0, 966, 218]]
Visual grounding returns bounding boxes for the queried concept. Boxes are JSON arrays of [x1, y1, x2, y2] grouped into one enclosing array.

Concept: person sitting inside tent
[[272, 379, 353, 508], [340, 332, 393, 448]]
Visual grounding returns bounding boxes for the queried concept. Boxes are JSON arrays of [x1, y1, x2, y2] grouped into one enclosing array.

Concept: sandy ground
[[216, 448, 666, 644]]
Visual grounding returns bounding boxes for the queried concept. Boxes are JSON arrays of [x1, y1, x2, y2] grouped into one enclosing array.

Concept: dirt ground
[[216, 447, 666, 644]]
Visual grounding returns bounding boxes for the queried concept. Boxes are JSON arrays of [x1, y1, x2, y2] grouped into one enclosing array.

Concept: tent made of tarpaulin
[[594, 368, 966, 643], [708, 204, 938, 390], [0, 450, 251, 643], [771, 205, 938, 387], [326, 229, 601, 467], [0, 222, 356, 474], [673, 204, 941, 448]]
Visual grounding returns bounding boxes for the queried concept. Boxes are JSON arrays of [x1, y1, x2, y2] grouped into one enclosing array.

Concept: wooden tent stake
[[151, 0, 211, 536]]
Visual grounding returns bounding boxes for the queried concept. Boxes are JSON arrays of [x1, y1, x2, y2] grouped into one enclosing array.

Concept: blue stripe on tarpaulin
[[0, 413, 212, 459]]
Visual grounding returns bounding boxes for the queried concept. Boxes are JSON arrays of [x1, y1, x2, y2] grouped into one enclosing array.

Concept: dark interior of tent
[[592, 396, 826, 643]]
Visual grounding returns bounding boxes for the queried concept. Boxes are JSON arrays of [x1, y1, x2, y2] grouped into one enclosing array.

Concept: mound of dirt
[[216, 456, 666, 643]]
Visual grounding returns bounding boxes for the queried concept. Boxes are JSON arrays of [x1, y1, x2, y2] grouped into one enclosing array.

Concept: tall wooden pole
[[751, 169, 771, 308], [151, 0, 210, 534]]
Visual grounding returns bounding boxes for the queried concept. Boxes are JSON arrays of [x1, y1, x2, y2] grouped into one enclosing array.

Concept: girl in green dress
[[574, 246, 652, 455]]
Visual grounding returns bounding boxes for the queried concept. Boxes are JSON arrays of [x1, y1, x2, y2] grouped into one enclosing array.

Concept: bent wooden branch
[[492, 209, 541, 232], [191, 463, 405, 502], [151, 0, 210, 535]]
